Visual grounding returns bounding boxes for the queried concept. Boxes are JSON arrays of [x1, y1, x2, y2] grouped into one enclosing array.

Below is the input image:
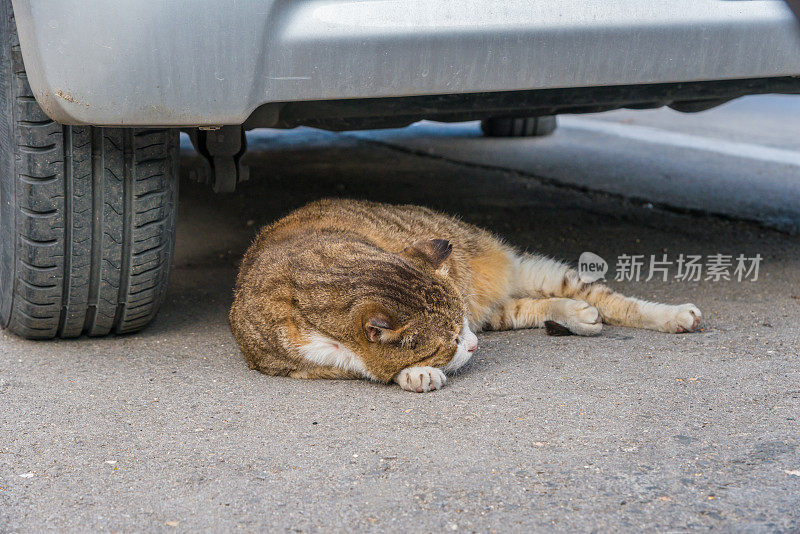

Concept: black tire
[[0, 4, 179, 339], [480, 116, 558, 137]]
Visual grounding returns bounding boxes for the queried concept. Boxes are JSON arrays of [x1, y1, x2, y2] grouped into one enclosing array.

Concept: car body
[[12, 0, 800, 129]]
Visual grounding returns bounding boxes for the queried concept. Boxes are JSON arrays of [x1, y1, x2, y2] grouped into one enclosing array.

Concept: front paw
[[660, 303, 702, 333], [394, 366, 446, 393]]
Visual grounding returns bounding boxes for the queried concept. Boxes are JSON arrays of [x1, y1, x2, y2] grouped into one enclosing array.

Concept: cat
[[230, 199, 701, 393]]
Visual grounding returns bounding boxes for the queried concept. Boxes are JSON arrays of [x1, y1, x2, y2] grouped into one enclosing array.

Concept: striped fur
[[230, 199, 701, 392]]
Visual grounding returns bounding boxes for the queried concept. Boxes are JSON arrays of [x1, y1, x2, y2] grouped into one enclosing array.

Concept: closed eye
[[417, 347, 440, 364]]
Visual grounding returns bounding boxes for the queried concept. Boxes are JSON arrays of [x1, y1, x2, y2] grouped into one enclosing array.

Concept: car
[[2, 0, 799, 339]]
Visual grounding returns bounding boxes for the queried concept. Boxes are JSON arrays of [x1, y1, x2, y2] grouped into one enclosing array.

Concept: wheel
[[480, 116, 558, 138], [0, 3, 179, 339]]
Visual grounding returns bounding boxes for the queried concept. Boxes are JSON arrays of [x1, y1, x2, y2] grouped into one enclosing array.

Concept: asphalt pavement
[[1, 96, 799, 532]]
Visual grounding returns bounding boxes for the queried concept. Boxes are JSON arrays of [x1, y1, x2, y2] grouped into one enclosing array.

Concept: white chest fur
[[297, 334, 374, 380]]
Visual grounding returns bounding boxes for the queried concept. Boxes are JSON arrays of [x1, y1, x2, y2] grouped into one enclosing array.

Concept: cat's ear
[[363, 313, 404, 343], [401, 239, 452, 271]]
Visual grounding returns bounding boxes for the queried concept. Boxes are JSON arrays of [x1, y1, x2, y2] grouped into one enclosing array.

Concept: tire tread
[[1, 4, 178, 339], [480, 116, 558, 138]]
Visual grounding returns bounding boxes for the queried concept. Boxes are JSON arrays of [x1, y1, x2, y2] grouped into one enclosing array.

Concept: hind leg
[[487, 297, 602, 335], [510, 254, 702, 333]]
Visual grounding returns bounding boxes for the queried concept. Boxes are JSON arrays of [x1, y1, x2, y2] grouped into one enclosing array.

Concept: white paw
[[659, 303, 702, 333], [394, 366, 447, 393], [558, 300, 602, 336]]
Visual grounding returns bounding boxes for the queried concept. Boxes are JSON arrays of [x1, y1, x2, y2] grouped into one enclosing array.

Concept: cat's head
[[354, 239, 478, 381]]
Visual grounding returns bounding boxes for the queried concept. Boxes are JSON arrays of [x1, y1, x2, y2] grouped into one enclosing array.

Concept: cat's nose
[[467, 339, 478, 353]]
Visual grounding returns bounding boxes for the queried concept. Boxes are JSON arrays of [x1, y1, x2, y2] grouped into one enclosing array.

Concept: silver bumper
[[12, 0, 800, 127]]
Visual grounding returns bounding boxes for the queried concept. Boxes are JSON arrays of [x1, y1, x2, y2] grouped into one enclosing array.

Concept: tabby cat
[[230, 199, 701, 393]]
